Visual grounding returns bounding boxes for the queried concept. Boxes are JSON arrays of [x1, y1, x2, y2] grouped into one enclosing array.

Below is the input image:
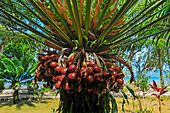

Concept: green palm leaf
[[2, 58, 16, 73], [16, 66, 24, 79]]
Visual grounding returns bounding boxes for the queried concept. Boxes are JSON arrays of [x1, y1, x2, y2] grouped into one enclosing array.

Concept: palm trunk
[[0, 38, 5, 54], [158, 48, 164, 88], [13, 89, 19, 104]]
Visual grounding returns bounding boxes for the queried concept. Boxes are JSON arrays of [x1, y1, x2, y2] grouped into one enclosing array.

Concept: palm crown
[[0, 0, 169, 53]]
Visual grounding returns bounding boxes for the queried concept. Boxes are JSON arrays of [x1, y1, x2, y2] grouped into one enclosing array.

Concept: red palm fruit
[[61, 68, 68, 74], [106, 62, 112, 68], [110, 65, 116, 70], [117, 78, 124, 84], [53, 76, 60, 81], [37, 61, 41, 66], [56, 57, 59, 62], [111, 75, 115, 81], [54, 66, 62, 73], [50, 54, 56, 60], [87, 75, 93, 83], [81, 71, 88, 79], [103, 70, 111, 79], [93, 65, 101, 73], [112, 71, 118, 77], [50, 61, 58, 68], [117, 73, 125, 78], [76, 77, 81, 85], [69, 56, 74, 61], [68, 73, 76, 80], [65, 82, 70, 90], [68, 64, 76, 72], [94, 73, 102, 81], [87, 66, 93, 74], [67, 61, 72, 66], [59, 75, 65, 82], [87, 62, 95, 67], [77, 85, 82, 93], [111, 76, 116, 84], [80, 67, 86, 72], [44, 60, 51, 67], [108, 68, 114, 73], [55, 81, 61, 89], [114, 67, 120, 72]]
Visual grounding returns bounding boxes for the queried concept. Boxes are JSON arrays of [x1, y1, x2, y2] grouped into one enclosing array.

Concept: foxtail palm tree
[[0, 0, 169, 112]]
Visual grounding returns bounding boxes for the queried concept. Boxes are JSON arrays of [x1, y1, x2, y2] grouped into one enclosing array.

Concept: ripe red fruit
[[103, 70, 111, 79], [112, 71, 117, 76], [81, 72, 88, 79], [56, 57, 59, 62], [87, 66, 93, 74], [87, 75, 93, 83], [55, 81, 61, 89], [114, 67, 120, 72], [50, 54, 56, 60], [68, 73, 76, 80], [53, 76, 60, 81], [87, 62, 95, 67], [68, 64, 76, 72], [106, 62, 112, 68], [108, 68, 114, 72], [94, 73, 102, 81], [59, 75, 65, 82], [65, 82, 70, 90], [93, 65, 101, 73], [110, 65, 116, 70], [50, 61, 58, 68], [117, 73, 125, 78], [67, 61, 72, 66], [54, 66, 62, 73], [111, 75, 115, 81], [61, 68, 68, 74], [69, 56, 74, 61], [80, 67, 86, 72], [117, 78, 124, 84], [44, 60, 51, 67]]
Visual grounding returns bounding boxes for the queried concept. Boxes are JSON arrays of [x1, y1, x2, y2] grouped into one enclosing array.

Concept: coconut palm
[[0, 0, 169, 112]]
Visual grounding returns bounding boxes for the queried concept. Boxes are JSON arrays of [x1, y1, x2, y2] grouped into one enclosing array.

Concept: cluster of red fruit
[[35, 51, 125, 94]]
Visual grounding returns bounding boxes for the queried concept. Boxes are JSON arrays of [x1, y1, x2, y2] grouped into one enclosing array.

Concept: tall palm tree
[[0, 0, 169, 112]]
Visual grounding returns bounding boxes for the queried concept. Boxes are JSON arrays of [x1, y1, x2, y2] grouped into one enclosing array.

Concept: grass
[[0, 97, 169, 113]]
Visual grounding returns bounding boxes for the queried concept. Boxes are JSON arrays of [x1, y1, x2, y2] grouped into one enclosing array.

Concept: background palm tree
[[0, 55, 37, 104]]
